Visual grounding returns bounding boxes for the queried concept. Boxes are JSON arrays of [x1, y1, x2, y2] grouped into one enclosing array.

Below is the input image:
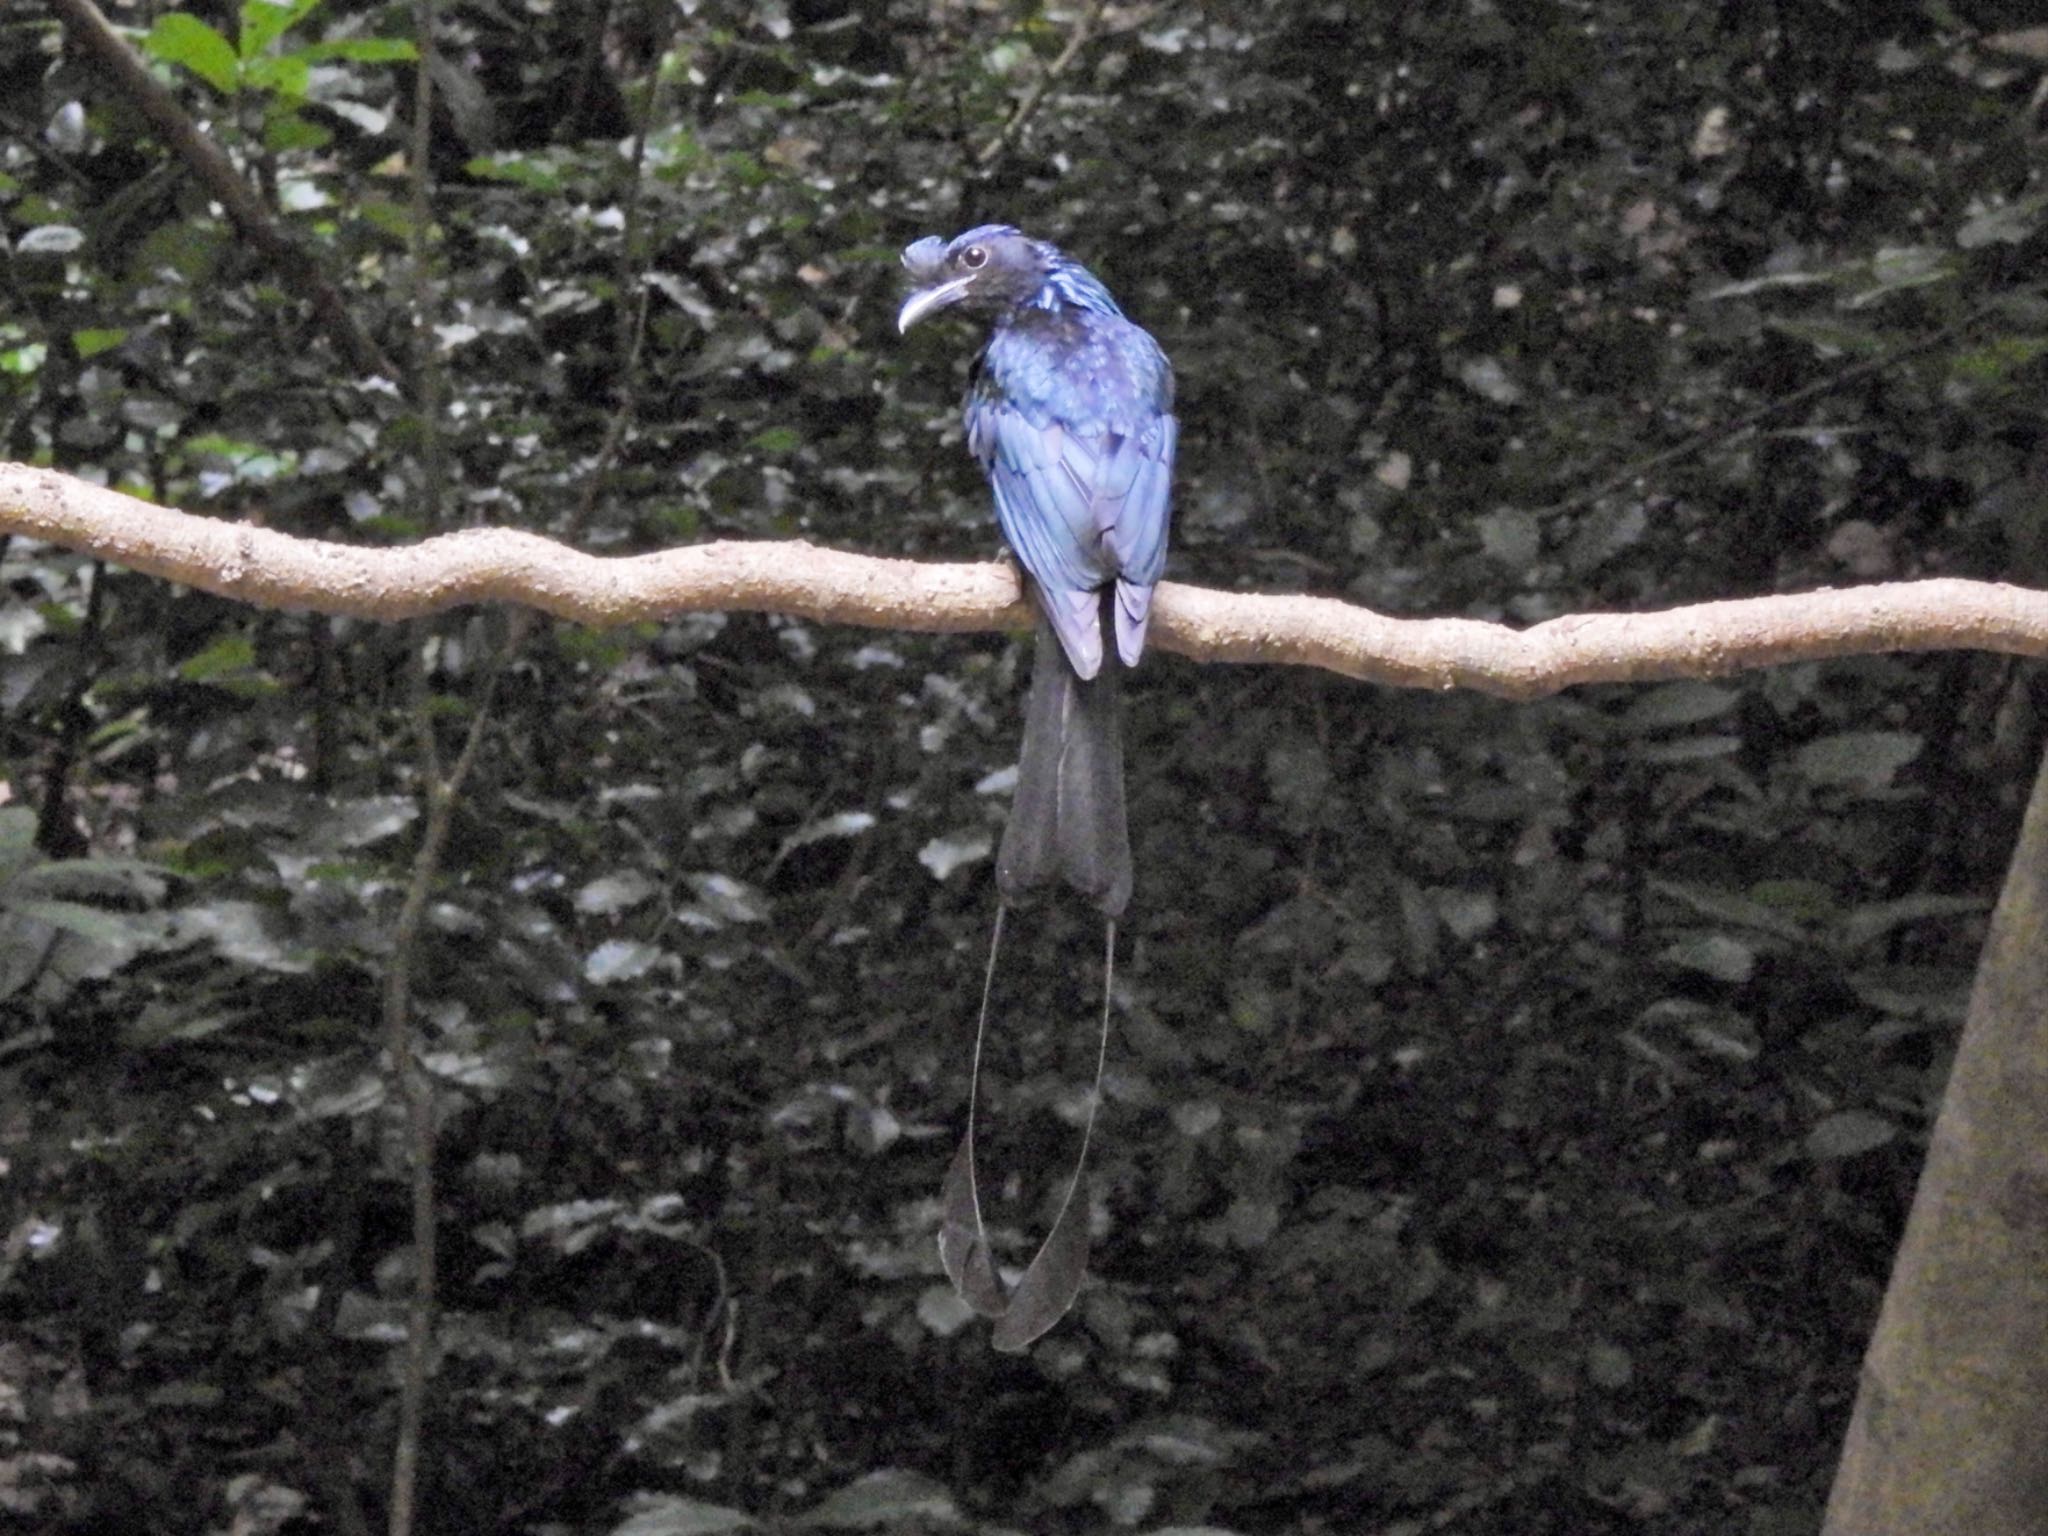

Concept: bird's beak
[[897, 274, 976, 334]]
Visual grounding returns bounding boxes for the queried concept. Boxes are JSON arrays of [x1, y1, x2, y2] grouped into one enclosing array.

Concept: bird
[[897, 224, 1177, 915], [898, 225, 1176, 1348]]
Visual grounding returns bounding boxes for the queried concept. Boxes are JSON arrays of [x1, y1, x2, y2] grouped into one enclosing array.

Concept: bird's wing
[[1061, 311, 1174, 597], [996, 422, 1114, 678], [1099, 412, 1174, 587], [1107, 414, 1176, 666], [968, 382, 1108, 676], [970, 312, 1176, 675]]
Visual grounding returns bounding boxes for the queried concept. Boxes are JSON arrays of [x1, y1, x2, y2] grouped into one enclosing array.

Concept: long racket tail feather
[[938, 911, 1116, 1351], [989, 918, 1114, 1352], [938, 906, 1008, 1315]]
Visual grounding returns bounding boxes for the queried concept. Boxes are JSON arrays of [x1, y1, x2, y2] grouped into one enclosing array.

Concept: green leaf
[[612, 1497, 755, 1536], [1766, 318, 1888, 358], [174, 899, 312, 973], [72, 327, 128, 358], [1793, 730, 1921, 790], [0, 807, 37, 878], [1702, 268, 1837, 300], [464, 154, 563, 191], [1844, 245, 1956, 309], [719, 150, 770, 188], [651, 502, 701, 538], [1619, 681, 1741, 733], [144, 14, 241, 93], [304, 795, 419, 852], [799, 1470, 958, 1529], [176, 632, 259, 684], [133, 221, 226, 284], [1948, 336, 2048, 382], [1956, 193, 2048, 250], [556, 627, 640, 667], [242, 52, 311, 100], [355, 198, 415, 240], [36, 598, 80, 637], [1806, 1110, 1896, 1160], [574, 870, 661, 915], [302, 37, 419, 64], [1648, 879, 1815, 944], [1839, 894, 1987, 950], [585, 939, 662, 984], [263, 108, 333, 152], [180, 435, 291, 477], [238, 0, 318, 59], [1659, 933, 1756, 983], [6, 897, 163, 951], [17, 226, 84, 256]]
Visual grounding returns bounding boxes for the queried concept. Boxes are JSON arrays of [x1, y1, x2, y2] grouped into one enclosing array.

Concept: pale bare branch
[[7, 461, 2048, 700]]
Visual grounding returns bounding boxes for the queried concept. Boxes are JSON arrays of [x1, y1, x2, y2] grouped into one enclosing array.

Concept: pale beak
[[897, 274, 976, 333]]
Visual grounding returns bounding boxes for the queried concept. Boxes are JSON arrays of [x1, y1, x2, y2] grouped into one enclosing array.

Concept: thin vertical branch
[[380, 731, 452, 1536], [378, 17, 664, 1529], [35, 556, 106, 858], [405, 13, 446, 548], [384, 4, 446, 1532], [975, 0, 1111, 168], [1539, 295, 2017, 516]]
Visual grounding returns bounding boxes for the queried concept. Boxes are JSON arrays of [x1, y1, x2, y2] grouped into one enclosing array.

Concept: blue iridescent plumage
[[899, 226, 1178, 1350], [900, 225, 1176, 683], [899, 224, 1175, 917]]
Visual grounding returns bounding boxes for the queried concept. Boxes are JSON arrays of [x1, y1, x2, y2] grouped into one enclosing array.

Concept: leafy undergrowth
[[2, 620, 1993, 1534], [4, 0, 2041, 1530]]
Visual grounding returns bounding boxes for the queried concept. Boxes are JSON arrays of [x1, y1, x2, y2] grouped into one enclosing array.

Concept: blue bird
[[899, 225, 1176, 1349], [898, 224, 1176, 917]]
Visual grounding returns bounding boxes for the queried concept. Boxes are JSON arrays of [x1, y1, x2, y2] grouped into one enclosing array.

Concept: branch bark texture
[[1822, 748, 2048, 1534], [9, 462, 2048, 698]]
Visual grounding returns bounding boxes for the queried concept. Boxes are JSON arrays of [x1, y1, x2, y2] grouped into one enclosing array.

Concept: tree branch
[[1543, 294, 2023, 515], [47, 0, 402, 383], [7, 461, 2048, 699], [975, 0, 1112, 168], [382, 2, 446, 1529]]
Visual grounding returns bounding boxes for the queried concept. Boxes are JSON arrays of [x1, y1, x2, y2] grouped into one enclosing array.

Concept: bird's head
[[895, 225, 1049, 333]]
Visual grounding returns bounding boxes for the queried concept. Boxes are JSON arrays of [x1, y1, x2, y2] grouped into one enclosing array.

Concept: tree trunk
[[1823, 746, 2048, 1532]]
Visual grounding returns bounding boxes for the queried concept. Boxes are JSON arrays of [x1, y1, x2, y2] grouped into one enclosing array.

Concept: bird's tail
[[939, 910, 1113, 1351], [997, 609, 1131, 918], [942, 601, 1126, 1347]]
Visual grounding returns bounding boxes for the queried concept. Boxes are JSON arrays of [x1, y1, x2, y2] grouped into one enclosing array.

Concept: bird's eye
[[961, 246, 988, 269]]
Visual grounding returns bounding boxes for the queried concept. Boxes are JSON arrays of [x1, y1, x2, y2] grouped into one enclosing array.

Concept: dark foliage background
[[3, 1, 2046, 1532]]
